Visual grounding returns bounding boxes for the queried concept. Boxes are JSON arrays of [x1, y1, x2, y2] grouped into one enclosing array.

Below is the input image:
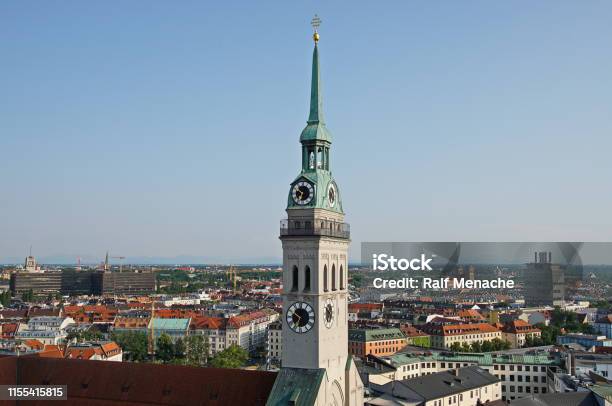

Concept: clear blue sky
[[1, 1, 611, 264]]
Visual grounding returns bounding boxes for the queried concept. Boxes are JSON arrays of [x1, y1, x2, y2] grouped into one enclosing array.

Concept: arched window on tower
[[291, 266, 298, 291], [332, 264, 337, 291], [340, 265, 344, 290], [304, 266, 311, 292], [323, 265, 328, 292], [317, 147, 323, 169]]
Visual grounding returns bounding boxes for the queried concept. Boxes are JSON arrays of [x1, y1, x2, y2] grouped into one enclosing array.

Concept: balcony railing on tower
[[280, 219, 350, 239]]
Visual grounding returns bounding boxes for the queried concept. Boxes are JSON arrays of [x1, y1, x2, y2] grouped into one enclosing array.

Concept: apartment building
[[363, 350, 561, 402], [348, 327, 407, 357], [190, 309, 278, 355], [594, 315, 612, 339], [226, 309, 278, 353], [501, 320, 541, 348], [557, 333, 612, 349], [14, 316, 75, 345], [64, 342, 123, 362], [190, 316, 227, 356], [368, 366, 501, 406], [267, 320, 282, 363], [421, 322, 502, 349]]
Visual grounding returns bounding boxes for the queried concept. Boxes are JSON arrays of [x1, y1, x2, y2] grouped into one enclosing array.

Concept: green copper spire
[[300, 37, 332, 144], [307, 44, 324, 125], [287, 18, 343, 214]]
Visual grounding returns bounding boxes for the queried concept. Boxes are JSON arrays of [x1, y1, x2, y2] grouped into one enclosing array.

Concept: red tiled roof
[[423, 322, 500, 336], [228, 311, 270, 328], [113, 317, 149, 329], [458, 309, 484, 320], [190, 316, 226, 330], [22, 339, 44, 351], [501, 320, 541, 334], [1, 322, 19, 338], [348, 303, 383, 312], [65, 347, 97, 360], [0, 309, 28, 319], [400, 324, 427, 337], [0, 356, 276, 405], [154, 309, 200, 319], [36, 345, 64, 358], [441, 323, 499, 336]]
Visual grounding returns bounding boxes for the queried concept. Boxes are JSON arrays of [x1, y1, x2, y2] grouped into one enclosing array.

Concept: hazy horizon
[[2, 2, 612, 263]]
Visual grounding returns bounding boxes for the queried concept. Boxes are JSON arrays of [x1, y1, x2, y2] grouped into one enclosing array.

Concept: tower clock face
[[324, 298, 334, 328], [292, 181, 314, 205], [327, 183, 336, 208], [286, 302, 315, 333]]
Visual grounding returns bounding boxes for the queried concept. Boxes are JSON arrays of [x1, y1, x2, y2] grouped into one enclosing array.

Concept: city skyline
[[2, 1, 612, 263]]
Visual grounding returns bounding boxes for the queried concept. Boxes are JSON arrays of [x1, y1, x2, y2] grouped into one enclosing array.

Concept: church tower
[[267, 17, 363, 406]]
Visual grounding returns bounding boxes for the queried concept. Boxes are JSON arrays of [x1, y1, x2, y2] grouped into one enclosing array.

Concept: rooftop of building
[[501, 320, 541, 334], [376, 366, 498, 401], [387, 350, 561, 367], [348, 327, 406, 342], [509, 391, 600, 406], [266, 367, 325, 406], [559, 333, 611, 341], [0, 356, 276, 405], [148, 318, 190, 331]]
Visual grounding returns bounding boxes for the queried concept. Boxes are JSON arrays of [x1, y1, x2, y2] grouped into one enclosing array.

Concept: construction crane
[[226, 266, 238, 294], [111, 256, 126, 272]]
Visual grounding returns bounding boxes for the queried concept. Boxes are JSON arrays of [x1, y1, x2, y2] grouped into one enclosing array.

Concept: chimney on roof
[[452, 368, 459, 376]]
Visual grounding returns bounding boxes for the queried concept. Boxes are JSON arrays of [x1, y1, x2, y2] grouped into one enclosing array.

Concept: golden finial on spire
[[311, 14, 321, 43]]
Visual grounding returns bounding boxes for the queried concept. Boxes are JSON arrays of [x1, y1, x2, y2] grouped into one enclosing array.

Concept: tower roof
[[300, 42, 332, 143], [308, 44, 323, 125]]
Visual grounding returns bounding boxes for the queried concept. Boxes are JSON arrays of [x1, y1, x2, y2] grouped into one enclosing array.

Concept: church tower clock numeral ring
[[292, 181, 314, 205], [324, 298, 334, 328], [286, 302, 315, 333], [327, 183, 336, 208]]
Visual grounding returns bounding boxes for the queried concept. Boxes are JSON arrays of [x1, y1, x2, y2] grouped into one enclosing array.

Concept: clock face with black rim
[[286, 302, 315, 333], [324, 298, 334, 328], [327, 183, 336, 208], [292, 181, 314, 205]]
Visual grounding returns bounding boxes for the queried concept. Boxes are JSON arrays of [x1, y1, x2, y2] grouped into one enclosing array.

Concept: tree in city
[[185, 335, 209, 367], [481, 340, 493, 352], [174, 338, 186, 359], [470, 341, 482, 353], [21, 289, 34, 302], [461, 342, 471, 353], [209, 344, 248, 369], [525, 334, 545, 347], [67, 326, 104, 343], [0, 291, 11, 307], [112, 331, 148, 362], [450, 342, 462, 352], [490, 338, 511, 351], [156, 333, 175, 363]]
